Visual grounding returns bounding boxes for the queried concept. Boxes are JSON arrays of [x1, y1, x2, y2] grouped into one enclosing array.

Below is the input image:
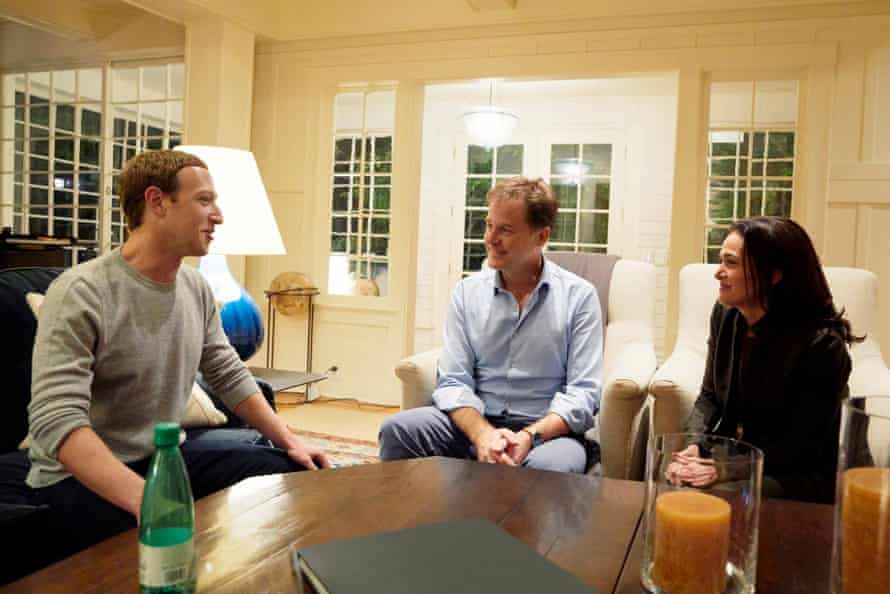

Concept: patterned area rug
[[287, 426, 380, 467]]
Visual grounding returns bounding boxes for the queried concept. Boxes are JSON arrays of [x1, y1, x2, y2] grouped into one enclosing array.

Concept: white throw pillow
[[24, 291, 227, 430], [181, 382, 228, 428]]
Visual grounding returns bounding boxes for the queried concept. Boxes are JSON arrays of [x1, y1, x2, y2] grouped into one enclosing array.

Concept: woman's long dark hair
[[730, 216, 863, 344]]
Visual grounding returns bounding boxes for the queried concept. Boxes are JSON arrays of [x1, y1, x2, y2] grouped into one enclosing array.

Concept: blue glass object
[[220, 287, 264, 360], [199, 254, 264, 361]]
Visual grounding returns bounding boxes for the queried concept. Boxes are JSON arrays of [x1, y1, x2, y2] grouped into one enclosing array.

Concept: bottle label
[[139, 539, 196, 587]]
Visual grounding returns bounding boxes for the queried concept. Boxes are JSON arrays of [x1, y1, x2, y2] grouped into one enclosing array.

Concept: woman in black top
[[676, 217, 861, 503]]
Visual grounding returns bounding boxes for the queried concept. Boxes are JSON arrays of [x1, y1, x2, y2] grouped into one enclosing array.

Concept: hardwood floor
[[275, 396, 397, 443]]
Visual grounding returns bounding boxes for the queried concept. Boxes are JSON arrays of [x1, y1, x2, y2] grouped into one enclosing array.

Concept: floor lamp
[[176, 145, 285, 360]]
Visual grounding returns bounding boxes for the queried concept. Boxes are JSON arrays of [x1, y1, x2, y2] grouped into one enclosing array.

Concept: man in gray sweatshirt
[[26, 149, 328, 557]]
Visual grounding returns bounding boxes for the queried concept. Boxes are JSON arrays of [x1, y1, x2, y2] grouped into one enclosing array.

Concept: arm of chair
[[196, 374, 277, 429], [598, 341, 657, 479], [647, 345, 706, 438], [394, 349, 441, 410], [849, 354, 890, 397]]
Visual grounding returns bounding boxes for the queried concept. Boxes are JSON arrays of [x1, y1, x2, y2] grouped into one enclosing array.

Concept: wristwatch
[[521, 427, 544, 449]]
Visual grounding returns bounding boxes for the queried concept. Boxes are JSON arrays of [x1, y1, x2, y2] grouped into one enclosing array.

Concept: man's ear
[[145, 186, 165, 218], [771, 268, 783, 285], [536, 226, 551, 246]]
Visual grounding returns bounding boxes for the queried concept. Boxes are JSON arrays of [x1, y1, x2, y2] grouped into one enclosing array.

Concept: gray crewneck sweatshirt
[[27, 249, 258, 488]]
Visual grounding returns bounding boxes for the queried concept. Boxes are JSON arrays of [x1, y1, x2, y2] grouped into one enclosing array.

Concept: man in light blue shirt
[[379, 177, 603, 473]]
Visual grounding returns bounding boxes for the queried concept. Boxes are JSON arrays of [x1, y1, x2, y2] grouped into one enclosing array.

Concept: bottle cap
[[154, 422, 181, 447]]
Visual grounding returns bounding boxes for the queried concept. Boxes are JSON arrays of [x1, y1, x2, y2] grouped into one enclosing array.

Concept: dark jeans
[[31, 439, 304, 560]]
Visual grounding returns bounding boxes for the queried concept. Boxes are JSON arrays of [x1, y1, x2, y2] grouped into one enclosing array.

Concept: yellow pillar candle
[[652, 491, 731, 594], [842, 467, 890, 594]]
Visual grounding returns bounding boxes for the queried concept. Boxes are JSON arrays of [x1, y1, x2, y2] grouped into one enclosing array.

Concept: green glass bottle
[[139, 422, 197, 594]]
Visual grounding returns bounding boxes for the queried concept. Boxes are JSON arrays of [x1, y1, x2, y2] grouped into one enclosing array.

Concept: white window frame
[[541, 131, 626, 257], [703, 79, 799, 263], [0, 60, 185, 265], [327, 88, 395, 297]]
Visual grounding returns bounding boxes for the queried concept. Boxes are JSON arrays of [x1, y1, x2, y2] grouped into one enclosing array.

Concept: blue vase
[[199, 254, 265, 362], [219, 287, 264, 361]]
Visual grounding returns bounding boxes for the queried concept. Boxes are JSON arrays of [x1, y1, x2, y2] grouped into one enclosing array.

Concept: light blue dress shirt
[[432, 257, 603, 434]]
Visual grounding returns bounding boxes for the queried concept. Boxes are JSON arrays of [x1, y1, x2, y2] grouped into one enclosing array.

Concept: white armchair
[[395, 255, 658, 479], [648, 264, 890, 439]]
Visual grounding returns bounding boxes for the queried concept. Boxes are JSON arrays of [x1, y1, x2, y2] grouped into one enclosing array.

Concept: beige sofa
[[648, 264, 890, 438], [395, 255, 658, 479]]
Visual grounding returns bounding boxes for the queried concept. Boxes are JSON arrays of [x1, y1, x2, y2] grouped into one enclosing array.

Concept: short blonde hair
[[119, 150, 207, 230], [487, 177, 558, 229]]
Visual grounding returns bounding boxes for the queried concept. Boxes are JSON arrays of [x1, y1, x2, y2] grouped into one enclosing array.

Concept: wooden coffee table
[[2, 457, 834, 593]]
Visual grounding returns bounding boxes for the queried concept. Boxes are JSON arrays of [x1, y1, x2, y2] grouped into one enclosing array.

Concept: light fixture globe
[[462, 106, 519, 148]]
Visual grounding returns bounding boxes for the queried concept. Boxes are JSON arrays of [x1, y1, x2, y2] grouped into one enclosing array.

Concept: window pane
[[765, 190, 792, 216], [374, 136, 392, 162], [332, 187, 350, 212], [55, 138, 75, 163], [80, 139, 100, 167], [30, 105, 50, 127], [29, 216, 49, 235], [55, 105, 75, 132], [334, 138, 353, 162], [709, 131, 741, 157], [466, 178, 490, 207], [78, 69, 102, 102], [370, 238, 388, 256], [708, 188, 733, 223], [581, 179, 609, 210], [767, 132, 794, 158], [79, 173, 100, 195], [53, 218, 73, 237], [464, 209, 486, 240], [330, 235, 347, 252], [53, 71, 76, 102], [496, 144, 522, 175], [582, 144, 612, 175], [766, 161, 793, 177], [373, 188, 390, 211], [553, 212, 576, 243], [710, 158, 736, 177], [371, 217, 390, 235], [462, 241, 485, 272], [30, 187, 49, 205], [169, 64, 185, 99], [550, 144, 577, 171], [113, 67, 139, 102], [467, 145, 492, 175], [707, 227, 729, 248], [551, 180, 577, 209], [142, 66, 167, 101]]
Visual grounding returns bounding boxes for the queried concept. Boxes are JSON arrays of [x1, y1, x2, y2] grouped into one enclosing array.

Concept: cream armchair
[[648, 264, 890, 438], [395, 255, 658, 479]]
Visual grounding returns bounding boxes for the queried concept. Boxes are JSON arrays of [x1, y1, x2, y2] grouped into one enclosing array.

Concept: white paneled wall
[[414, 75, 677, 359]]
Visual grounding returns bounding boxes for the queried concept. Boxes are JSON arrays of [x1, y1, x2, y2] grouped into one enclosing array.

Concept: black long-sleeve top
[[685, 302, 851, 503]]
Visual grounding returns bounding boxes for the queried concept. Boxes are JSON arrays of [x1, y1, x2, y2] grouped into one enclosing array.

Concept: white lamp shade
[[462, 106, 519, 148], [175, 145, 285, 255]]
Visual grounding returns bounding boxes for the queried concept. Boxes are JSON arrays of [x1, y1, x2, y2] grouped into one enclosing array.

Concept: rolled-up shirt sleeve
[[547, 285, 603, 434], [432, 282, 485, 415]]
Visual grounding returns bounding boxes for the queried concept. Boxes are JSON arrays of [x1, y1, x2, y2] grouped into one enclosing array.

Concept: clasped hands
[[474, 427, 533, 466], [664, 444, 719, 487]]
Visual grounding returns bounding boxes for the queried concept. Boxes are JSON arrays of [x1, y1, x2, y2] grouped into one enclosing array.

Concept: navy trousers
[[31, 439, 304, 560]]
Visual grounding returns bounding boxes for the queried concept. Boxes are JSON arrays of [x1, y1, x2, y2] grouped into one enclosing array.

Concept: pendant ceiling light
[[462, 80, 518, 148]]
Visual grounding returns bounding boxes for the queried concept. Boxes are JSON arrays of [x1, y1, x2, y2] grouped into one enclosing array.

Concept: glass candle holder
[[641, 433, 764, 594], [831, 396, 890, 594]]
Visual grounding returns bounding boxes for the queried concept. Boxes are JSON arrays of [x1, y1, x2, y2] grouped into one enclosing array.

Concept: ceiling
[[0, 0, 886, 45]]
